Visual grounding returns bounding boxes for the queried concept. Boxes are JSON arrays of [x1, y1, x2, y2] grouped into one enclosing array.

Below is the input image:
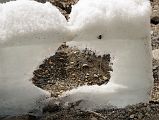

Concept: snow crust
[[0, 0, 70, 115], [0, 0, 153, 115], [62, 0, 153, 110]]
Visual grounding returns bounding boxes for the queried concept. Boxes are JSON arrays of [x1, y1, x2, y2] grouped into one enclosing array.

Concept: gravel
[[32, 43, 112, 97]]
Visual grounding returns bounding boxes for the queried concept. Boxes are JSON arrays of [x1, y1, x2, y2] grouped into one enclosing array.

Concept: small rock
[[130, 114, 135, 119], [151, 16, 159, 25], [85, 76, 88, 79], [2, 115, 36, 120], [72, 74, 76, 76], [82, 63, 89, 68], [97, 35, 102, 39], [48, 60, 53, 65], [74, 51, 78, 54], [103, 76, 108, 80], [86, 73, 90, 76], [152, 49, 159, 60], [94, 74, 98, 78], [70, 61, 74, 64], [91, 117, 97, 120], [43, 103, 62, 113]]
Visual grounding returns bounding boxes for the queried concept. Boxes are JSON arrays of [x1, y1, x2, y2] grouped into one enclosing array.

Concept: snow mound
[[0, 0, 70, 115], [69, 0, 151, 40], [0, 0, 68, 43]]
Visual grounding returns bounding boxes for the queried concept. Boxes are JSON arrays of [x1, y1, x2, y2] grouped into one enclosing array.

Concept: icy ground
[[0, 0, 153, 115]]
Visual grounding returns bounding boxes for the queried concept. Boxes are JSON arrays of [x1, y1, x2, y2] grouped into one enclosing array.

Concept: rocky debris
[[36, 0, 46, 3], [35, 0, 79, 19], [37, 102, 159, 120], [1, 115, 37, 120], [151, 66, 159, 103], [151, 16, 159, 25], [151, 0, 159, 50], [1, 103, 159, 120], [98, 103, 159, 120], [32, 43, 112, 97], [152, 36, 159, 50]]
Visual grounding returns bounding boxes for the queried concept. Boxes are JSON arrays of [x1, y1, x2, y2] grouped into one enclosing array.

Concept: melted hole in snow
[[32, 43, 112, 97]]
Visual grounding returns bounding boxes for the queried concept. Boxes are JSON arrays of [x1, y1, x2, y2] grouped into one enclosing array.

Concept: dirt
[[151, 0, 159, 103], [35, 0, 79, 19], [32, 43, 112, 97], [40, 103, 159, 120]]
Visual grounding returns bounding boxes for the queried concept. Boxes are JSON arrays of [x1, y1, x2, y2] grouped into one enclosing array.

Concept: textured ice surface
[[62, 0, 153, 110], [0, 0, 69, 115]]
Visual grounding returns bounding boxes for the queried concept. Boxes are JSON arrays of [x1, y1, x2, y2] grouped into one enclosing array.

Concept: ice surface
[[62, 0, 153, 110], [68, 0, 151, 40], [0, 0, 70, 115]]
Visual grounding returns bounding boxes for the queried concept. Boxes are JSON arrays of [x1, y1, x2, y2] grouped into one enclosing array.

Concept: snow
[[0, 0, 70, 115], [61, 0, 153, 110], [0, 0, 153, 115]]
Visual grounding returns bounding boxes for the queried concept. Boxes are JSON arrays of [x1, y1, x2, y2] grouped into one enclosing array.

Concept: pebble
[[82, 63, 89, 68], [48, 61, 53, 65], [103, 76, 108, 80], [152, 49, 159, 60], [85, 76, 88, 79], [70, 61, 74, 64], [151, 16, 159, 25], [93, 74, 98, 78], [130, 114, 135, 119], [86, 73, 90, 76], [72, 74, 76, 76], [91, 117, 97, 120]]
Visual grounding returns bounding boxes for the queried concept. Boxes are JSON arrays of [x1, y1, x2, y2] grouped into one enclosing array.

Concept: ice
[[62, 0, 153, 110], [0, 0, 153, 114], [0, 0, 70, 115]]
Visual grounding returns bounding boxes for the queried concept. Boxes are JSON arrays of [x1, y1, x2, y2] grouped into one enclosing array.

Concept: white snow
[[0, 0, 153, 115], [61, 0, 153, 110], [0, 0, 70, 115]]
